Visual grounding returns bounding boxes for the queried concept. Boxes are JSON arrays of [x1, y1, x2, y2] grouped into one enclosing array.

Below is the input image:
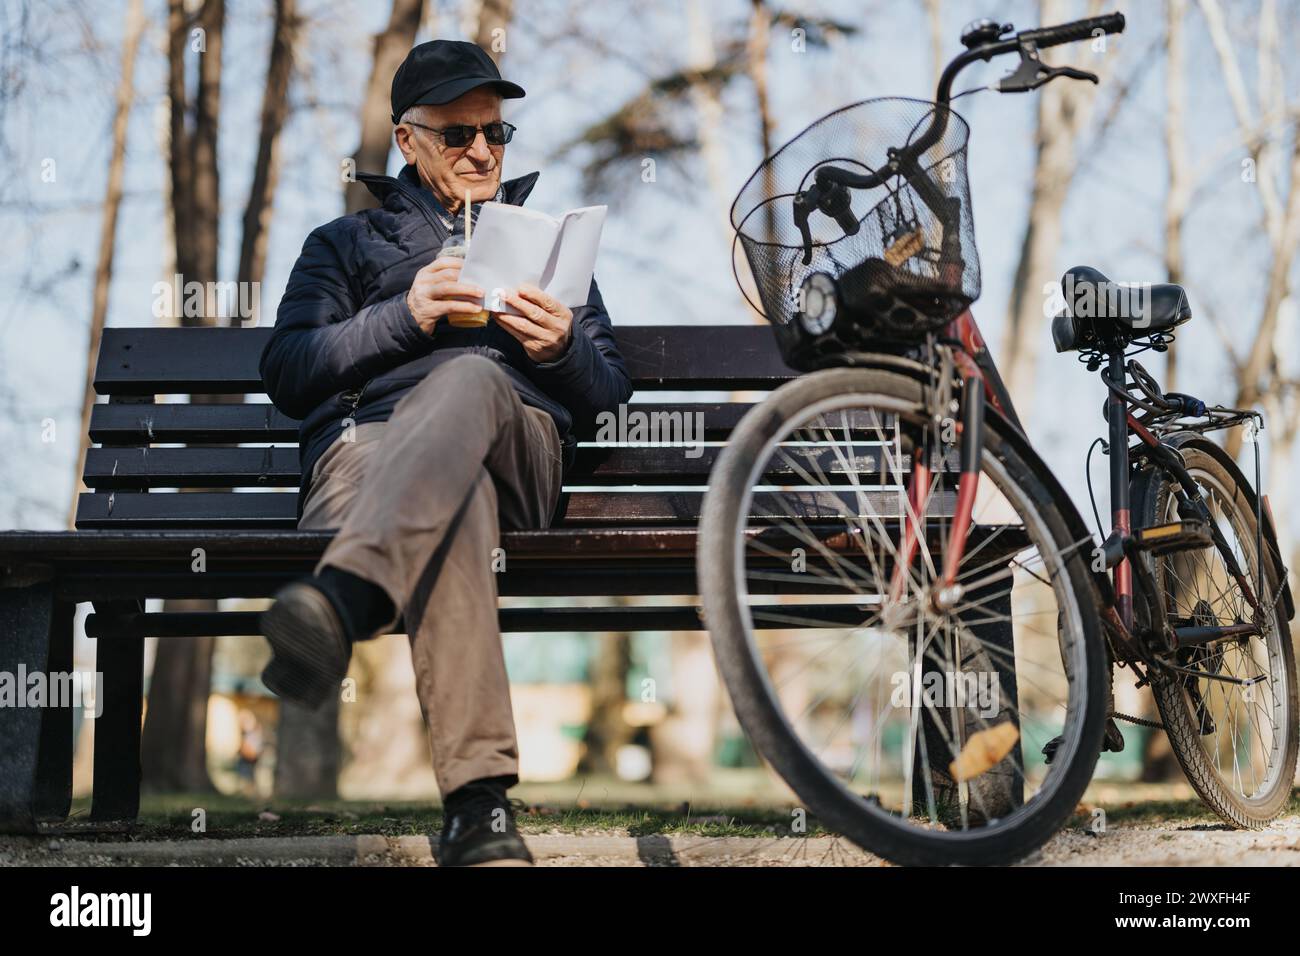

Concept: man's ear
[[394, 125, 417, 164]]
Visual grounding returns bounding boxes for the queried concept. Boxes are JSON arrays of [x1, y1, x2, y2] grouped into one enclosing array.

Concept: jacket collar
[[359, 165, 540, 211]]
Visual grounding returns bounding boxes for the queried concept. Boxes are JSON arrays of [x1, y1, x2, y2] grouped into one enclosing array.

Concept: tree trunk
[[746, 0, 777, 250], [67, 0, 145, 529], [924, 0, 944, 89], [1162, 0, 1188, 390], [1224, 149, 1300, 461], [190, 0, 223, 315], [346, 0, 425, 214], [581, 633, 633, 774], [237, 0, 298, 305], [141, 619, 217, 793], [167, 0, 195, 284], [999, 0, 1105, 409], [274, 698, 342, 798], [142, 0, 227, 795], [468, 0, 513, 59]]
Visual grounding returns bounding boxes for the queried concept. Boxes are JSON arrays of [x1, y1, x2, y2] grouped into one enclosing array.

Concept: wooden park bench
[[0, 322, 1014, 834], [0, 323, 812, 831]]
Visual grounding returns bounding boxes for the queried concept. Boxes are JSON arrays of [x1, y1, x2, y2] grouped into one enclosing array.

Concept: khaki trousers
[[298, 355, 563, 796]]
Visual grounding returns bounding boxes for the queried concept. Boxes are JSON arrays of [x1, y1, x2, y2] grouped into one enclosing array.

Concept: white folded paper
[[459, 202, 607, 315]]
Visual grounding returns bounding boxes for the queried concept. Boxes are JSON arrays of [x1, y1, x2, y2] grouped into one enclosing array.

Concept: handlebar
[[1020, 12, 1126, 49], [792, 11, 1125, 263]]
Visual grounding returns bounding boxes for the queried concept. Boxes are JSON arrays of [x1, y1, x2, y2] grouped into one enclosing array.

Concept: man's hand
[[496, 284, 573, 362], [406, 257, 486, 334]]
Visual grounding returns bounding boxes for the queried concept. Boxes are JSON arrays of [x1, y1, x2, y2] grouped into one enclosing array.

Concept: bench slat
[[0, 527, 705, 560], [87, 402, 759, 444], [90, 403, 300, 443], [75, 489, 953, 529], [93, 325, 795, 395], [83, 445, 918, 488], [84, 604, 891, 637]]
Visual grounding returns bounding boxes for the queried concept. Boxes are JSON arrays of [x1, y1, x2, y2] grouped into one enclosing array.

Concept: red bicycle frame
[[888, 309, 1012, 601]]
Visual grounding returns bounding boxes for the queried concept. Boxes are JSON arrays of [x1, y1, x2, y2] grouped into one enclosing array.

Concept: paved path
[[4, 812, 1300, 866]]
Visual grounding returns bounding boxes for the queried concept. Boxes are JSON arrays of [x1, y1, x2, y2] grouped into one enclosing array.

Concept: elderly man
[[259, 40, 632, 866]]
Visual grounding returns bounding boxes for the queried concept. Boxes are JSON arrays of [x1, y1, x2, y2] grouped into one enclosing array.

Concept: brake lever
[[997, 39, 1099, 93], [793, 181, 859, 265], [793, 189, 816, 265]]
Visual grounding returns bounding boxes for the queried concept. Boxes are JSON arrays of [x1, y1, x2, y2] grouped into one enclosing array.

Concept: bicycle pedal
[[1130, 519, 1213, 556], [1103, 717, 1126, 753]]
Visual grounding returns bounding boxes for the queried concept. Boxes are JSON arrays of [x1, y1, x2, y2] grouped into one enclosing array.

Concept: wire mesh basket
[[732, 98, 981, 368]]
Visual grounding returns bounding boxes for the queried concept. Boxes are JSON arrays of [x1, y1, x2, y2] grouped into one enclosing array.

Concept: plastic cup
[[438, 235, 490, 328]]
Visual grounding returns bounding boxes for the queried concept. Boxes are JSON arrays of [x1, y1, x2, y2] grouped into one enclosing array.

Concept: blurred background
[[0, 0, 1296, 808]]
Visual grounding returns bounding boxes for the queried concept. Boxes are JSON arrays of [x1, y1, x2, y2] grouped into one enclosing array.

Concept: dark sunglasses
[[405, 120, 516, 148]]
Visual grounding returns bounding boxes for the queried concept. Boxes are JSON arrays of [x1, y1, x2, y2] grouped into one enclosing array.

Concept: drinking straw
[[464, 188, 472, 246]]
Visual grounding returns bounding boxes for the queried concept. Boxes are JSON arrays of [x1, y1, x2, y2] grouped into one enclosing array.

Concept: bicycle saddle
[[1053, 265, 1191, 353]]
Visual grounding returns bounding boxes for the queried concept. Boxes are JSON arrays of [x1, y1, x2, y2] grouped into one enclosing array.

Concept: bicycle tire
[[699, 367, 1108, 865], [1139, 444, 1298, 826]]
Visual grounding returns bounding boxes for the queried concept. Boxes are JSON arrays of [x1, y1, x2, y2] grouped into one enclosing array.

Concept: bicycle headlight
[[797, 272, 838, 336]]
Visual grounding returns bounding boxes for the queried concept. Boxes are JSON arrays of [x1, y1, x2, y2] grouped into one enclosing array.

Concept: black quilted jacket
[[260, 164, 633, 514]]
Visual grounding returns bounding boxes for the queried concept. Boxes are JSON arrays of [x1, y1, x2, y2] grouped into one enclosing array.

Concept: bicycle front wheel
[[699, 367, 1107, 866]]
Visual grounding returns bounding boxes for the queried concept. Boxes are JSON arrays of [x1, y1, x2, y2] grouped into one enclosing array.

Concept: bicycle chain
[[1109, 710, 1164, 730]]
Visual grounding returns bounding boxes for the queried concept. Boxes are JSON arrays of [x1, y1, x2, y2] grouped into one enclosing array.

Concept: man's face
[[396, 88, 505, 213]]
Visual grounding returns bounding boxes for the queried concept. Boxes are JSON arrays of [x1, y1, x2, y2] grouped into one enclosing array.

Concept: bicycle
[[699, 11, 1297, 866], [1052, 268, 1296, 828]]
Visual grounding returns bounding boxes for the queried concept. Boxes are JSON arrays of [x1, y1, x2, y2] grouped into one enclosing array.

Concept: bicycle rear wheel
[[699, 367, 1107, 866], [1141, 444, 1298, 826]]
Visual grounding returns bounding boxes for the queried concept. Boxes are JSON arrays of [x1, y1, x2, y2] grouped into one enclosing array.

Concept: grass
[[50, 787, 1300, 842], [54, 791, 828, 841], [1068, 787, 1300, 827]]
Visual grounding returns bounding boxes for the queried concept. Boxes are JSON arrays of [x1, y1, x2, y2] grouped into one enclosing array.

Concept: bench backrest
[[77, 325, 798, 530]]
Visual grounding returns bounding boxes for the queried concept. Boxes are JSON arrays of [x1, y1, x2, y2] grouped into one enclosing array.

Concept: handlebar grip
[[1020, 12, 1125, 49]]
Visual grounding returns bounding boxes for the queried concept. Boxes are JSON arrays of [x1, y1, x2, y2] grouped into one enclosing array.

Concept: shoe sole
[[469, 859, 534, 867], [260, 582, 350, 710]]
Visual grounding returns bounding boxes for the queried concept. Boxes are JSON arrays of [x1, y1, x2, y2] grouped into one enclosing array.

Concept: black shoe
[[437, 779, 534, 867], [260, 580, 352, 710]]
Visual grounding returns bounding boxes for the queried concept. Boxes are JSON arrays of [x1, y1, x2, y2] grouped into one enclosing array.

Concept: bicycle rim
[[699, 368, 1105, 865], [1152, 453, 1296, 819]]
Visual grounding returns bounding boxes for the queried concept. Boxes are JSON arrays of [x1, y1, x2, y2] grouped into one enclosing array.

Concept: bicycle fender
[[1138, 431, 1295, 622]]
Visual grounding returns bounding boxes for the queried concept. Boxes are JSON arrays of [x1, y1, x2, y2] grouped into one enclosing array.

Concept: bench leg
[[912, 580, 1022, 819], [35, 599, 75, 823], [0, 581, 75, 832], [90, 602, 145, 824]]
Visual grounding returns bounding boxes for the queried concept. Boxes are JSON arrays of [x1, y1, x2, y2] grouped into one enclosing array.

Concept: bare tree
[[466, 0, 512, 59], [191, 0, 223, 311], [924, 0, 945, 89], [67, 0, 145, 529], [1198, 0, 1300, 475], [346, 0, 425, 214], [555, 4, 852, 318], [1162, 0, 1189, 390], [142, 0, 227, 794], [167, 0, 195, 285], [999, 0, 1109, 407], [238, 0, 299, 295]]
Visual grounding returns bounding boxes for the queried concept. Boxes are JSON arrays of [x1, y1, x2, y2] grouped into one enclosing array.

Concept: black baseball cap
[[390, 40, 525, 123]]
